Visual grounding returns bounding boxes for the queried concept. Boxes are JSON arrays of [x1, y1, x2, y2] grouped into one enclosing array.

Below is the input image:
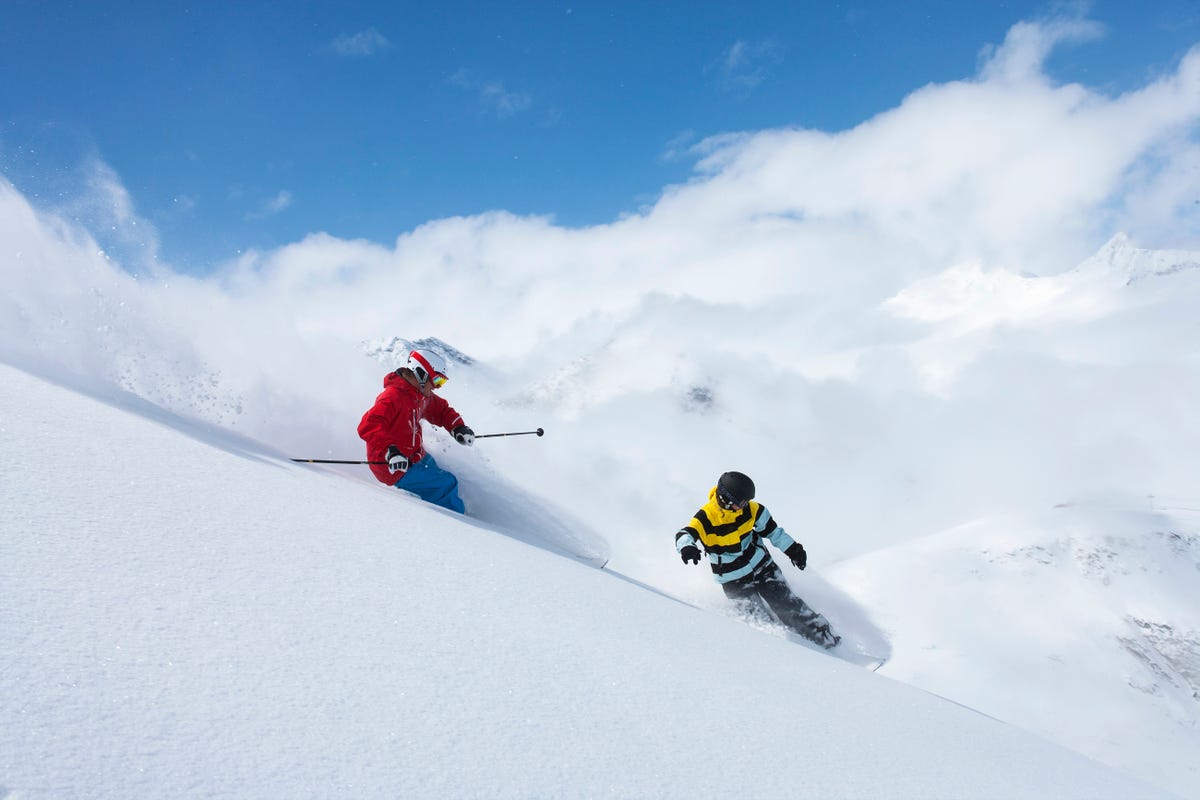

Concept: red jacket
[[357, 371, 466, 485]]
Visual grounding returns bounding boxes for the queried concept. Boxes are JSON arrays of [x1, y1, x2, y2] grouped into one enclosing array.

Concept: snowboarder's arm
[[675, 518, 702, 554], [754, 505, 799, 552], [754, 507, 808, 569]]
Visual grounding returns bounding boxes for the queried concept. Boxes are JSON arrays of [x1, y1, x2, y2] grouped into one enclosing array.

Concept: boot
[[813, 623, 841, 649]]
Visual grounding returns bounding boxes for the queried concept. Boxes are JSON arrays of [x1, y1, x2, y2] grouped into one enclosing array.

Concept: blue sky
[[2, 1, 1198, 270]]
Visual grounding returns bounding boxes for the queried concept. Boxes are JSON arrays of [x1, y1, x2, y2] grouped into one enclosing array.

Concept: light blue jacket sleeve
[[755, 505, 798, 552], [675, 524, 699, 553]]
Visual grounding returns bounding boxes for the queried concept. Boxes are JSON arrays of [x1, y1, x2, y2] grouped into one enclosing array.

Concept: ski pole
[[474, 427, 545, 439], [291, 428, 544, 462]]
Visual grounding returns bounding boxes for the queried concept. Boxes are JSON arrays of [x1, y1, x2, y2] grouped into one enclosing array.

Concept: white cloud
[[480, 81, 532, 117], [659, 129, 697, 162], [708, 38, 782, 91], [1118, 140, 1200, 242], [669, 29, 1200, 278], [246, 190, 293, 220], [978, 14, 1105, 84], [328, 28, 391, 57], [51, 158, 165, 274], [448, 70, 532, 117], [266, 190, 293, 213]]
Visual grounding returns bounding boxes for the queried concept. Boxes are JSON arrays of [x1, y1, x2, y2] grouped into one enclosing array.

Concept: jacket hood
[[705, 486, 735, 521], [704, 486, 759, 523]]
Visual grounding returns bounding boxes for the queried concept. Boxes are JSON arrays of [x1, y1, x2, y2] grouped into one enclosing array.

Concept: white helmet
[[407, 348, 448, 388]]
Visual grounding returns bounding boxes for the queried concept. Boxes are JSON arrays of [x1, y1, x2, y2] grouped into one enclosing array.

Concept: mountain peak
[[1078, 233, 1200, 286]]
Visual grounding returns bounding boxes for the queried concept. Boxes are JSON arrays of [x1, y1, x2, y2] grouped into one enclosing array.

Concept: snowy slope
[[0, 363, 1176, 799], [830, 504, 1200, 799]]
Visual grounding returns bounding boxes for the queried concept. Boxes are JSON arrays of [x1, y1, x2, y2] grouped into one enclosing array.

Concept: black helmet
[[716, 471, 755, 510]]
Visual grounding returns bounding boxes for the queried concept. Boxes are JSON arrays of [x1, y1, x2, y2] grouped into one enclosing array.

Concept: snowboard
[[832, 642, 888, 672]]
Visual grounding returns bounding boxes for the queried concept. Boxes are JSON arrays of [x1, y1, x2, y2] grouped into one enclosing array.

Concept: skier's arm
[[357, 395, 393, 447], [424, 393, 466, 433], [358, 393, 415, 458]]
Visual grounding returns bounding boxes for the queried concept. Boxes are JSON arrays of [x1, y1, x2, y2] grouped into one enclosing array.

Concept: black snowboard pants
[[722, 560, 840, 648]]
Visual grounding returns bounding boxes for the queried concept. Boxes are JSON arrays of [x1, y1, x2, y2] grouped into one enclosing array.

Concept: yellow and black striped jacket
[[676, 487, 799, 584]]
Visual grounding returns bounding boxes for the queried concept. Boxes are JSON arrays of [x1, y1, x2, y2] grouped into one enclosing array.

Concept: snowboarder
[[357, 347, 475, 514], [676, 471, 840, 648]]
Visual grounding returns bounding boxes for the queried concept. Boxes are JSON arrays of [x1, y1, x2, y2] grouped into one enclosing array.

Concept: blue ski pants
[[393, 453, 465, 514]]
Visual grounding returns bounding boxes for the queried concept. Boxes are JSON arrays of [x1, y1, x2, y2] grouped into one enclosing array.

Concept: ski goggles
[[430, 372, 449, 389], [717, 491, 747, 511]]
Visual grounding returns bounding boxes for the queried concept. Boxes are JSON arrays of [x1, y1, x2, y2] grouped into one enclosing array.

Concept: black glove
[[786, 542, 807, 571], [385, 445, 409, 475], [680, 545, 701, 565], [452, 425, 475, 446]]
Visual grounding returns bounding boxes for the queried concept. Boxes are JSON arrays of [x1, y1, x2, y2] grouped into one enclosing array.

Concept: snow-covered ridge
[[363, 335, 476, 368], [883, 232, 1200, 332], [1082, 233, 1200, 285]]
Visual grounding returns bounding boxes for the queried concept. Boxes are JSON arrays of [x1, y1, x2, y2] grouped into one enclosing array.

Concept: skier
[[357, 347, 475, 514], [676, 471, 840, 648]]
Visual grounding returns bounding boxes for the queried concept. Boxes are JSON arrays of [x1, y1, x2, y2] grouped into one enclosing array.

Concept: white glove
[[386, 445, 409, 475]]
